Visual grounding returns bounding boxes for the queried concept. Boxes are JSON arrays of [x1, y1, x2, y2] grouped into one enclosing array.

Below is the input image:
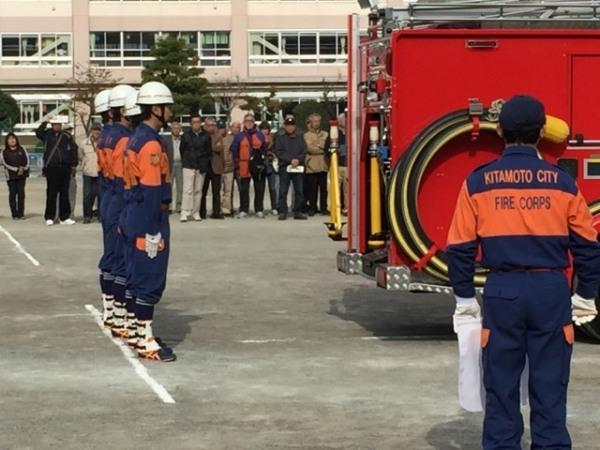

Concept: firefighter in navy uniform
[[106, 84, 136, 339], [123, 81, 175, 362], [447, 95, 600, 449], [94, 89, 115, 328]]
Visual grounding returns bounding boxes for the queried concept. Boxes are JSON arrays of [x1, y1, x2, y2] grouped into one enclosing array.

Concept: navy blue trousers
[[482, 271, 574, 450], [98, 181, 115, 294]]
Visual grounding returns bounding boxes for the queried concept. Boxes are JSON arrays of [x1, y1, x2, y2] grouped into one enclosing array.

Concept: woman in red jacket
[[1, 133, 29, 220]]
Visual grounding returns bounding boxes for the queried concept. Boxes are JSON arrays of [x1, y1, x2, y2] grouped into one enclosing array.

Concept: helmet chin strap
[[151, 106, 168, 128]]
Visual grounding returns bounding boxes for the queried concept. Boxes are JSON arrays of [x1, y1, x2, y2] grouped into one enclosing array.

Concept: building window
[[200, 31, 231, 66], [0, 33, 72, 66], [90, 31, 230, 68], [249, 31, 347, 65], [12, 95, 73, 132]]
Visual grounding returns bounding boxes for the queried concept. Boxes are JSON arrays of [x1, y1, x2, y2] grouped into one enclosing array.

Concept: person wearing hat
[[122, 81, 176, 362], [36, 116, 78, 226], [275, 116, 307, 220], [446, 94, 600, 448], [79, 123, 102, 224]]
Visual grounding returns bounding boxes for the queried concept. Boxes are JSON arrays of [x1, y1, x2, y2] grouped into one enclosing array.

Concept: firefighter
[[446, 95, 600, 449], [94, 88, 115, 327], [106, 84, 137, 339], [123, 81, 175, 362], [122, 89, 143, 348]]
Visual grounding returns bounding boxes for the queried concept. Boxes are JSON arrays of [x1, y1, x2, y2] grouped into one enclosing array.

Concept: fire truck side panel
[[387, 29, 600, 264]]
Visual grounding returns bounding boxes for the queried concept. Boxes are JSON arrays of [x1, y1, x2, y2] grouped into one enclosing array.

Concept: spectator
[[79, 123, 101, 224], [36, 118, 78, 226], [276, 111, 302, 139], [275, 117, 307, 221], [221, 122, 239, 216], [260, 121, 279, 216], [304, 113, 329, 216], [337, 114, 349, 216], [1, 133, 29, 220], [180, 114, 211, 222], [200, 117, 225, 219], [276, 112, 304, 212], [63, 126, 78, 220], [232, 114, 267, 218], [162, 121, 183, 214]]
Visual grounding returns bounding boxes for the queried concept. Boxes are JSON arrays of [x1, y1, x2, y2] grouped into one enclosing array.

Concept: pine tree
[[0, 90, 19, 133], [142, 36, 210, 116]]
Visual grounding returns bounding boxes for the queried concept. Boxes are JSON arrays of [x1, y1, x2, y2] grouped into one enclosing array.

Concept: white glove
[[145, 232, 162, 259], [572, 293, 598, 326], [454, 296, 481, 318]]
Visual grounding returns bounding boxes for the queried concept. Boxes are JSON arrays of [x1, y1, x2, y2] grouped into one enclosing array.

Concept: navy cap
[[499, 95, 546, 131]]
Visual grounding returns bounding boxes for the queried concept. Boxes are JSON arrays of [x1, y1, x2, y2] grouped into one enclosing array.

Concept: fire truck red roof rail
[[376, 1, 600, 32]]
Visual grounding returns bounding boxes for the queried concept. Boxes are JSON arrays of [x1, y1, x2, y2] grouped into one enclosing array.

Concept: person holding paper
[[275, 117, 307, 221], [446, 95, 600, 449]]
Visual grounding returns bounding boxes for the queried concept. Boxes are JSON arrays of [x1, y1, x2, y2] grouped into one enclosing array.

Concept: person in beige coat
[[304, 113, 330, 216], [221, 122, 240, 216], [79, 123, 101, 223]]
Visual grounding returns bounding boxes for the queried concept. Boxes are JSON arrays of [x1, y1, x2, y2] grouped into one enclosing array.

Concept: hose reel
[[388, 105, 570, 285]]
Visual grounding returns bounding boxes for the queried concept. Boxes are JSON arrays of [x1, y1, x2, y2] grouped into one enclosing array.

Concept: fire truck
[[328, 1, 600, 340]]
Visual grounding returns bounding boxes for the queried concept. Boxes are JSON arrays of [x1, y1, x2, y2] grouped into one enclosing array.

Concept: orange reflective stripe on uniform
[[137, 140, 163, 187], [123, 149, 139, 189], [472, 188, 571, 238], [447, 181, 478, 246], [111, 136, 129, 179], [160, 151, 171, 184], [568, 190, 598, 242]]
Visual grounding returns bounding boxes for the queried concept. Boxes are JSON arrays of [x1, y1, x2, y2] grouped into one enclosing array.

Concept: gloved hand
[[454, 296, 481, 318], [145, 232, 162, 259], [572, 293, 598, 326]]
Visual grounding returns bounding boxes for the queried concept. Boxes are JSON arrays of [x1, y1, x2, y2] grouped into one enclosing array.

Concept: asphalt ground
[[1, 176, 599, 450]]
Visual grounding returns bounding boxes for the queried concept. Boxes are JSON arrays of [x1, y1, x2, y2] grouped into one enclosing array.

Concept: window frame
[[0, 32, 73, 66], [89, 30, 231, 68], [248, 30, 347, 65]]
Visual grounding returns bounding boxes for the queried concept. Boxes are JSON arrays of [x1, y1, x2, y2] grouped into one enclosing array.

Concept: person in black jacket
[[36, 119, 79, 225], [275, 117, 307, 220], [1, 133, 29, 220], [180, 114, 211, 222]]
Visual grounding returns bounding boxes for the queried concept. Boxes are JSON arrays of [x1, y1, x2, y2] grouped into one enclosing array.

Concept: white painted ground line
[[0, 225, 40, 266], [84, 304, 176, 404]]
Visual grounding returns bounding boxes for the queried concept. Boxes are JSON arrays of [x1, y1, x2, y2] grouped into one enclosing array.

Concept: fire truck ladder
[[379, 1, 600, 31]]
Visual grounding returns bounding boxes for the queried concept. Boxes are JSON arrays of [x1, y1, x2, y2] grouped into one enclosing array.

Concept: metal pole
[[348, 13, 361, 251]]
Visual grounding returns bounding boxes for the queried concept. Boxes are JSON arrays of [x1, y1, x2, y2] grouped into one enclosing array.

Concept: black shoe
[[278, 214, 287, 221], [83, 217, 92, 224], [294, 213, 308, 220], [211, 214, 225, 220], [308, 211, 316, 217]]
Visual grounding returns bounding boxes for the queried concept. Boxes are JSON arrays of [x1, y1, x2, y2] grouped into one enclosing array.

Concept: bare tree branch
[[66, 64, 121, 137]]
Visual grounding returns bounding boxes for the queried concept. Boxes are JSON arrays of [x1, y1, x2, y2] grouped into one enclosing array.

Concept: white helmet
[[124, 90, 141, 117], [109, 84, 136, 109], [137, 81, 173, 105], [94, 89, 112, 114]]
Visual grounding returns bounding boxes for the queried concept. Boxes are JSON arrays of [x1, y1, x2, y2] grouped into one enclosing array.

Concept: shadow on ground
[[425, 416, 482, 450], [154, 305, 201, 348], [328, 287, 456, 340]]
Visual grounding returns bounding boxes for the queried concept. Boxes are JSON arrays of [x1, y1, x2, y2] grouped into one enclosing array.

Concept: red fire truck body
[[338, 2, 600, 338]]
